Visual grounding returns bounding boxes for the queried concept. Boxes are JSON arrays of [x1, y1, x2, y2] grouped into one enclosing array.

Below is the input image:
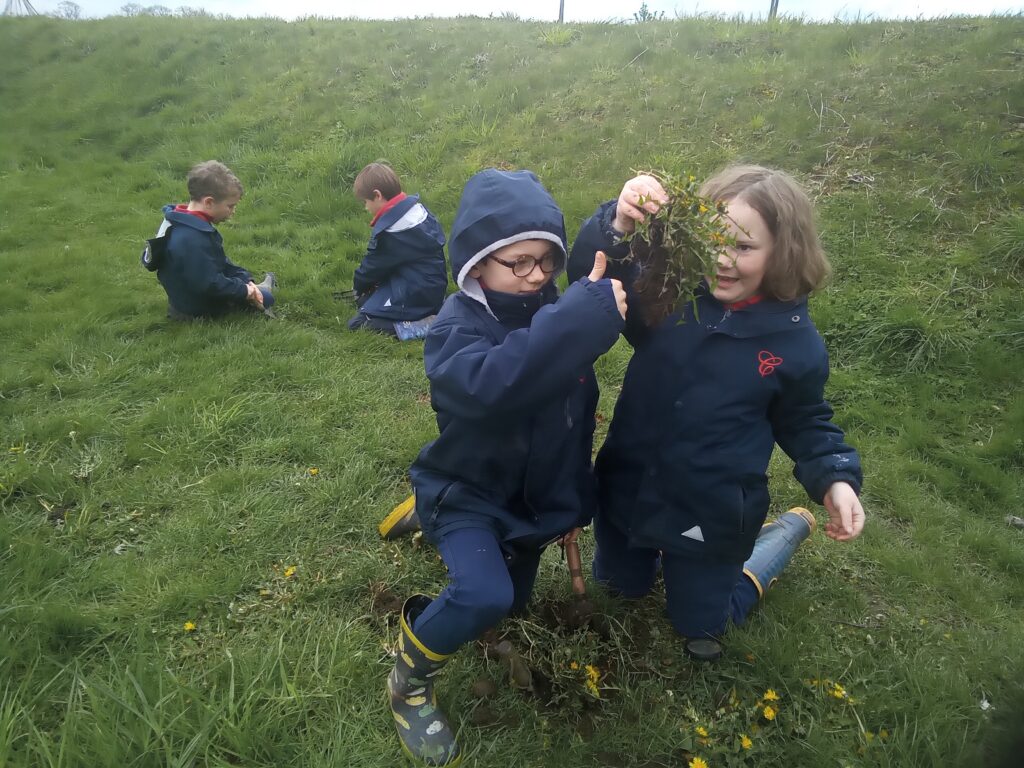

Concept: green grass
[[1, 12, 1023, 768]]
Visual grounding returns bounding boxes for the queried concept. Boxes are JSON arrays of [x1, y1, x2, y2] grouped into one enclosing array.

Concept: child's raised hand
[[823, 481, 865, 541], [614, 175, 670, 235], [589, 251, 628, 319]]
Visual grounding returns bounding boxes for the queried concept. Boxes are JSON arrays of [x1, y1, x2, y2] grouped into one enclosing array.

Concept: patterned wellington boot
[[379, 495, 421, 540], [742, 507, 817, 597], [388, 595, 461, 766]]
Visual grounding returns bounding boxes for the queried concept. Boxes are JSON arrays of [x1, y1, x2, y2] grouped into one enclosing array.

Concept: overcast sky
[[39, 0, 1024, 22]]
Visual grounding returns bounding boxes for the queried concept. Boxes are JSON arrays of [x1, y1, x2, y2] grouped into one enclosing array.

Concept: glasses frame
[[487, 251, 562, 278]]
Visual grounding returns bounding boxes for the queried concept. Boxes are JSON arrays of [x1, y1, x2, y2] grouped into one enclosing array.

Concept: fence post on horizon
[[769, 0, 779, 20], [558, 0, 564, 23]]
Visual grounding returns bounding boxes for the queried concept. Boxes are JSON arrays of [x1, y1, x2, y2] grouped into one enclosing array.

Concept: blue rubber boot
[[742, 507, 817, 598], [387, 596, 461, 766]]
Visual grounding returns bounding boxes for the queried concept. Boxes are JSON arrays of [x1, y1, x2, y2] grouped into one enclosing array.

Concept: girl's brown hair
[[701, 165, 830, 301]]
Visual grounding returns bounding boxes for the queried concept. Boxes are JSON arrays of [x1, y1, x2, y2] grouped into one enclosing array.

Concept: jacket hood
[[448, 169, 567, 312]]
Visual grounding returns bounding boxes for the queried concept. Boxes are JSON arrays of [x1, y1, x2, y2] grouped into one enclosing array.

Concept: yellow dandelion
[[830, 683, 847, 699], [865, 731, 875, 743], [763, 689, 780, 701], [879, 729, 890, 741], [569, 661, 580, 670], [740, 734, 753, 750], [283, 565, 296, 579], [183, 621, 196, 632], [584, 664, 601, 697], [695, 726, 709, 737], [745, 652, 756, 663], [688, 758, 708, 768], [762, 704, 777, 721], [308, 467, 319, 476]]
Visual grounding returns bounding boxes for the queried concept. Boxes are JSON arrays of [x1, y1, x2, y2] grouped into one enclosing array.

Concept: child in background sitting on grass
[[149, 160, 276, 320], [348, 162, 447, 338], [386, 168, 626, 766], [568, 165, 865, 661]]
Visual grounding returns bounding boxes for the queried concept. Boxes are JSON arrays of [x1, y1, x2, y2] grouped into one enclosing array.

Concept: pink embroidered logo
[[758, 350, 783, 377]]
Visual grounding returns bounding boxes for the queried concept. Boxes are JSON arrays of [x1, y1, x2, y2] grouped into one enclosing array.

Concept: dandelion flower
[[879, 729, 890, 741], [865, 731, 875, 743], [740, 734, 753, 750], [308, 467, 319, 476], [763, 689, 780, 701], [183, 621, 196, 632], [284, 565, 296, 579], [689, 758, 708, 768], [569, 661, 580, 670], [762, 704, 777, 721], [695, 726, 709, 737], [830, 683, 847, 699]]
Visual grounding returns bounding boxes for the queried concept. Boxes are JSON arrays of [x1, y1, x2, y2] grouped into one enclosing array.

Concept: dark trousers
[[412, 527, 543, 655], [347, 312, 397, 336], [592, 511, 759, 638]]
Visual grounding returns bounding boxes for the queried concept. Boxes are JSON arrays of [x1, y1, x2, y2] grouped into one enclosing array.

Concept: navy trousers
[[592, 512, 759, 639], [412, 527, 543, 655]]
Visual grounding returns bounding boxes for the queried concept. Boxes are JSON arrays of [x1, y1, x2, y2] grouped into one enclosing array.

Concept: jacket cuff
[[811, 473, 862, 504]]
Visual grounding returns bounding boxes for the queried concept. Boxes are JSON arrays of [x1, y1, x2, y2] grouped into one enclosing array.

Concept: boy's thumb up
[[588, 251, 608, 281]]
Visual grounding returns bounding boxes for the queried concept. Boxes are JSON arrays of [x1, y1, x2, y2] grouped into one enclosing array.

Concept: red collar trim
[[724, 294, 764, 311], [174, 204, 214, 223], [370, 192, 407, 226]]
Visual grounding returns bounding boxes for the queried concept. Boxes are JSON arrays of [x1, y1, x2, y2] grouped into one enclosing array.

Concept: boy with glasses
[[384, 168, 626, 766]]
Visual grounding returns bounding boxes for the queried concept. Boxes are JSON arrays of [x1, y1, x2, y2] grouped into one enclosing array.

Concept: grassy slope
[[1, 13, 1023, 768]]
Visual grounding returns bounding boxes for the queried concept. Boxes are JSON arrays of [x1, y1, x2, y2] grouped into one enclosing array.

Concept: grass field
[[1, 11, 1023, 767]]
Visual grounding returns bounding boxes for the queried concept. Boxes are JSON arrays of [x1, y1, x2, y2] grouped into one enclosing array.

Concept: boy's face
[[362, 190, 388, 218], [469, 239, 561, 294], [201, 192, 241, 224]]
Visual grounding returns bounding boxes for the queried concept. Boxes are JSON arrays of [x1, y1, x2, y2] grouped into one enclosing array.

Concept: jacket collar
[[370, 194, 420, 235], [162, 204, 216, 232]]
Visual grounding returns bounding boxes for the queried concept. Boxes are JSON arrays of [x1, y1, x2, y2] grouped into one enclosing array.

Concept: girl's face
[[708, 197, 773, 304]]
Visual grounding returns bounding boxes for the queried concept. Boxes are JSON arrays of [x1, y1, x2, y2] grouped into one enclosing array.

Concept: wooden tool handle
[[565, 540, 586, 596]]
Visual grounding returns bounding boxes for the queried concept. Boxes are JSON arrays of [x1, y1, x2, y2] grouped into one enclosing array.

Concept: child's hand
[[246, 281, 264, 309], [823, 481, 865, 541], [589, 251, 628, 319], [614, 175, 669, 235]]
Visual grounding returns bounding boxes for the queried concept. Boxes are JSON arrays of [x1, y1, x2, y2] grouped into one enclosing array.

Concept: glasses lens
[[512, 258, 534, 277], [541, 252, 559, 273]]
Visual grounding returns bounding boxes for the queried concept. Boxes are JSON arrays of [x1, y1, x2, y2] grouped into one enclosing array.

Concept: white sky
[[38, 0, 1024, 22]]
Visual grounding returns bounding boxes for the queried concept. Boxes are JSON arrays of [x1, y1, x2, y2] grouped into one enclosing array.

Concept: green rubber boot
[[742, 507, 817, 598], [388, 596, 461, 766]]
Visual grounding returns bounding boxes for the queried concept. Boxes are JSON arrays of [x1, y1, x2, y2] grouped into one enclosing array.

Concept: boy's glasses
[[488, 251, 561, 277]]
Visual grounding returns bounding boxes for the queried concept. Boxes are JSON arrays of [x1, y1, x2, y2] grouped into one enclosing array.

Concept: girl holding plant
[[567, 165, 865, 660]]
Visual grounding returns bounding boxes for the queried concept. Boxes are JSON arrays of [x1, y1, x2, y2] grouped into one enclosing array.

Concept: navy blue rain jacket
[[569, 200, 862, 560], [354, 195, 447, 321], [155, 205, 251, 317], [410, 170, 624, 550]]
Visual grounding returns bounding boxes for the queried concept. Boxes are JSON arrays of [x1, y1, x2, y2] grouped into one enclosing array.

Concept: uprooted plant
[[624, 170, 737, 327]]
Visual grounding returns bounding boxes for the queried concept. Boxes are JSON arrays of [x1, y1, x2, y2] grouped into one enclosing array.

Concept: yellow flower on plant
[[308, 467, 319, 476], [183, 621, 196, 632], [695, 726, 709, 737], [762, 704, 777, 721], [830, 683, 847, 699], [763, 689, 780, 701], [879, 729, 890, 741], [865, 731, 875, 743], [284, 565, 296, 578], [688, 758, 708, 768], [584, 664, 601, 698], [569, 661, 580, 670], [740, 734, 753, 750]]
